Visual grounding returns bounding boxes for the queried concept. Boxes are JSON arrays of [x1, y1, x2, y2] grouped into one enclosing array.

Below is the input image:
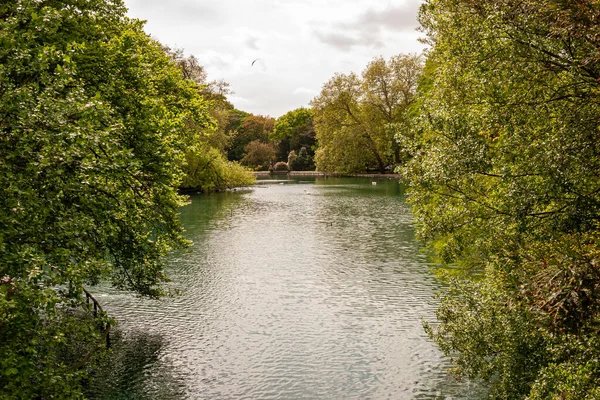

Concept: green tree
[[180, 146, 255, 192], [0, 0, 213, 397], [271, 107, 316, 164], [240, 140, 276, 170], [311, 54, 422, 173], [163, 47, 254, 192], [408, 0, 600, 397], [311, 72, 383, 173], [363, 54, 423, 164], [288, 147, 313, 171]]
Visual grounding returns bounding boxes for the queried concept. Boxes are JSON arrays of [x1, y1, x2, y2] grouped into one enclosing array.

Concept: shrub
[[273, 161, 289, 172]]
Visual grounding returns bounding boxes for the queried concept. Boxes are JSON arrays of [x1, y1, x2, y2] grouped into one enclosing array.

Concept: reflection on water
[[91, 177, 486, 399], [86, 330, 186, 399]]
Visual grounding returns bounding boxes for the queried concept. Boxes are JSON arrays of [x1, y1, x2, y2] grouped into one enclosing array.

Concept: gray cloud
[[313, 2, 420, 51], [314, 31, 362, 51], [343, 2, 420, 32], [245, 36, 260, 51], [314, 29, 384, 51]]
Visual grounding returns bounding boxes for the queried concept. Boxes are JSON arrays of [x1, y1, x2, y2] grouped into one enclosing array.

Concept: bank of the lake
[[253, 171, 402, 179]]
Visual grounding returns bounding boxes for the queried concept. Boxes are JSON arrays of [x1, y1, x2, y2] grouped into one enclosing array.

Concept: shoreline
[[252, 171, 402, 179]]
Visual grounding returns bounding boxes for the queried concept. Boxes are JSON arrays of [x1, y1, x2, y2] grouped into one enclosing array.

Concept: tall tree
[[0, 0, 213, 396], [163, 48, 254, 192], [311, 54, 422, 173], [240, 140, 276, 170], [227, 114, 275, 161], [362, 54, 422, 164], [408, 0, 600, 397], [271, 107, 316, 164]]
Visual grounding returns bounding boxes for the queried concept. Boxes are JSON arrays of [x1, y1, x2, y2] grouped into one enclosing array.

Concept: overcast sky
[[123, 0, 426, 118]]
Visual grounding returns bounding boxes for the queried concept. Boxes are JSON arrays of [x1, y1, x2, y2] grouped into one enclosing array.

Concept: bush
[[181, 146, 255, 192], [273, 161, 289, 172]]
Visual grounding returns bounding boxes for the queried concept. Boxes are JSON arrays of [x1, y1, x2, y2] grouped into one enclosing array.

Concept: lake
[[88, 176, 484, 399]]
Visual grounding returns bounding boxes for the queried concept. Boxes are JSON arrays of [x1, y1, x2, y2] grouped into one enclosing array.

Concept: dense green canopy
[[0, 0, 214, 396], [407, 0, 600, 397], [271, 107, 316, 167]]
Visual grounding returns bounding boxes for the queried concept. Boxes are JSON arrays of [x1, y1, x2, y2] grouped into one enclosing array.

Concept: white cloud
[[124, 0, 426, 117], [293, 87, 317, 95]]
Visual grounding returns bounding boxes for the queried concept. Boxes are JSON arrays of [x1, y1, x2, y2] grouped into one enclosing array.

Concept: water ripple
[[96, 177, 486, 400]]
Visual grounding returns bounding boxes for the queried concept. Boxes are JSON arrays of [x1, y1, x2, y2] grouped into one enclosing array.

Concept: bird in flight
[[251, 58, 260, 66]]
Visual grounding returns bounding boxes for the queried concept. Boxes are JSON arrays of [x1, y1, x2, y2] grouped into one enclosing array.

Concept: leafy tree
[[311, 54, 422, 173], [311, 72, 382, 173], [271, 107, 316, 164], [408, 0, 600, 397], [164, 47, 237, 153], [163, 48, 254, 191], [227, 114, 275, 161], [240, 140, 276, 170], [362, 54, 423, 164], [0, 0, 213, 396], [288, 147, 313, 171]]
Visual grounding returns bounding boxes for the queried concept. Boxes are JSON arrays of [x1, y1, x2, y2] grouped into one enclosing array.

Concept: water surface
[[92, 177, 483, 399]]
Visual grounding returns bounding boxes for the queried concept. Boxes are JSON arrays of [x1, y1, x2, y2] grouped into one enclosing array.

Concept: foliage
[[168, 50, 236, 154], [240, 140, 276, 170], [288, 147, 313, 171], [163, 48, 254, 191], [180, 145, 255, 192], [287, 150, 298, 170], [227, 114, 275, 161], [408, 0, 600, 397], [0, 0, 213, 396], [271, 107, 316, 163], [311, 54, 423, 173], [424, 270, 548, 398], [273, 161, 289, 172]]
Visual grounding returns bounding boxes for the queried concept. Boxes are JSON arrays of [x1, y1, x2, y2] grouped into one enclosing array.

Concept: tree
[[362, 54, 423, 164], [180, 146, 255, 192], [408, 0, 600, 397], [227, 114, 275, 161], [288, 147, 313, 171], [271, 107, 316, 164], [0, 0, 213, 396], [163, 48, 255, 192], [240, 140, 276, 170], [311, 54, 423, 173]]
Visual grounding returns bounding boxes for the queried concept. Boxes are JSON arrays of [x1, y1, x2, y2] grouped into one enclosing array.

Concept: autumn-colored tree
[[240, 140, 276, 170], [228, 114, 275, 161]]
